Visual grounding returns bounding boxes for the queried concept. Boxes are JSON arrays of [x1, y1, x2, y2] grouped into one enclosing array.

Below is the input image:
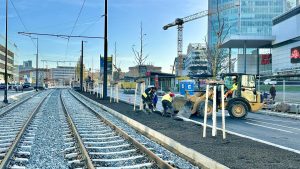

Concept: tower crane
[[163, 2, 240, 75], [41, 59, 77, 68]]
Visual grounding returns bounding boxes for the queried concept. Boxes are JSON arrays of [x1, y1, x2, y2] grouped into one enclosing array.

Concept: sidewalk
[[0, 90, 36, 108]]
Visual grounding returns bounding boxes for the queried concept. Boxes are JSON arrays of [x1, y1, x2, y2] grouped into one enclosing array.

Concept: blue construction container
[[179, 80, 194, 95]]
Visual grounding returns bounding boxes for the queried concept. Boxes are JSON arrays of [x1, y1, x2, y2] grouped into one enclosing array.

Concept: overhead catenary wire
[[79, 14, 104, 36], [65, 0, 87, 57], [10, 0, 37, 47]]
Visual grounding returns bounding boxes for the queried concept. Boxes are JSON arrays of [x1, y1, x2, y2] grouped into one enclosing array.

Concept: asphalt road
[[100, 89, 300, 153]]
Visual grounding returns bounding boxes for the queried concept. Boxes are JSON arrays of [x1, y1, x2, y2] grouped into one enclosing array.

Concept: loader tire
[[198, 100, 213, 117], [228, 101, 248, 119]]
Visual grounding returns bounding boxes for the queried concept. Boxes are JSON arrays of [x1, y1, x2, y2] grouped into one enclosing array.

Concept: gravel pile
[[62, 90, 158, 168], [69, 90, 199, 169]]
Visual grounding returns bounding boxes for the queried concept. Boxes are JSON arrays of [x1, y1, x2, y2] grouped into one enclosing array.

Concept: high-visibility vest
[[231, 83, 238, 91], [162, 94, 172, 102]]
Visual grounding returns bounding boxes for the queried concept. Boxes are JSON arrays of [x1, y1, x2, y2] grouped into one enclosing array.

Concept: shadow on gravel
[[79, 91, 300, 169]]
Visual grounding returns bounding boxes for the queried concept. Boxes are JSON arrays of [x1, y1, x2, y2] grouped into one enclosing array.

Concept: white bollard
[[93, 85, 95, 95], [139, 83, 144, 110], [212, 86, 217, 137], [221, 85, 226, 139], [203, 84, 209, 138], [101, 84, 103, 98], [97, 86, 99, 98], [134, 83, 138, 111], [110, 85, 113, 103], [116, 84, 119, 103]]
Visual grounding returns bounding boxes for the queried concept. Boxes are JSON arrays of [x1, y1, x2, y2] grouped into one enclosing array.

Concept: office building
[[0, 44, 15, 83], [208, 0, 288, 47], [183, 43, 209, 76], [272, 5, 300, 77]]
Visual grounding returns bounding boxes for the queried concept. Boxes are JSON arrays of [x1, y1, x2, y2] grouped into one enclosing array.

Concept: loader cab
[[223, 73, 257, 99]]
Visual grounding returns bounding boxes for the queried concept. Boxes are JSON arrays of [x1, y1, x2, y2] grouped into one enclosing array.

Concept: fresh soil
[[79, 91, 300, 169]]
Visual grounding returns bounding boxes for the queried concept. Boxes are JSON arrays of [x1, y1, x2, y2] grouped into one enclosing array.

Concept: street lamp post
[[4, 0, 8, 103], [103, 0, 108, 99]]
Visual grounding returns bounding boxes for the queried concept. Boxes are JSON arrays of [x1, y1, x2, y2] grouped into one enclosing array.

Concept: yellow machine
[[173, 73, 264, 119], [120, 81, 136, 89]]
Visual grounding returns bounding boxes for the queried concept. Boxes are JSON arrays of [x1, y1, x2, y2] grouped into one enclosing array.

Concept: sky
[[0, 0, 208, 73]]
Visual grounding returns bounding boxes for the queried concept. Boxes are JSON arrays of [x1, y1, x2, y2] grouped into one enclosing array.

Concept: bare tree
[[204, 0, 231, 79], [132, 22, 149, 65]]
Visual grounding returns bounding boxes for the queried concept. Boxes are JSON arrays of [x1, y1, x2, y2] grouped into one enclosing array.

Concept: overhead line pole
[[103, 0, 108, 99], [4, 0, 8, 103], [36, 38, 39, 91], [80, 41, 84, 91]]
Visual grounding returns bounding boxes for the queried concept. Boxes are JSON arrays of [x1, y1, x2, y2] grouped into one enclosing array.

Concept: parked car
[[264, 79, 277, 85], [22, 82, 31, 88], [0, 83, 5, 90]]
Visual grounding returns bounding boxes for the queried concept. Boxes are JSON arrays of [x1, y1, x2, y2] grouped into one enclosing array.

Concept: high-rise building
[[183, 43, 209, 76], [0, 44, 15, 83], [208, 0, 288, 47]]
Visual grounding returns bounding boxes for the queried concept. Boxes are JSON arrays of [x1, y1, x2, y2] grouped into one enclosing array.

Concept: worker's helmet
[[169, 93, 175, 97]]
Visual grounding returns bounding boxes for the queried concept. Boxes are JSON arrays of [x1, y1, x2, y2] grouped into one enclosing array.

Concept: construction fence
[[257, 80, 300, 104]]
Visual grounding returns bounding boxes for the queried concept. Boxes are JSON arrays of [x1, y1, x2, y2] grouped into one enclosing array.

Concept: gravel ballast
[[26, 90, 69, 169], [78, 91, 300, 169], [69, 90, 199, 169]]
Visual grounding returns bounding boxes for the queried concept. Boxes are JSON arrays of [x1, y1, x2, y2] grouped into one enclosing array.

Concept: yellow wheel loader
[[173, 73, 264, 119]]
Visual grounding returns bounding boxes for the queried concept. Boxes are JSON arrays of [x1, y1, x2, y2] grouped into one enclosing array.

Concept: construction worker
[[152, 92, 158, 111], [161, 92, 175, 116], [142, 86, 157, 113], [225, 77, 238, 98]]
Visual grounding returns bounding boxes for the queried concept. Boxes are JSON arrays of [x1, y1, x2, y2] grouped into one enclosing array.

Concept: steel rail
[[0, 91, 39, 118], [0, 91, 52, 169], [59, 91, 95, 169], [68, 90, 174, 169]]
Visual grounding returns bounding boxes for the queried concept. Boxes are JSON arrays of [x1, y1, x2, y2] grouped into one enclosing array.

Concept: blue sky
[[0, 0, 208, 73]]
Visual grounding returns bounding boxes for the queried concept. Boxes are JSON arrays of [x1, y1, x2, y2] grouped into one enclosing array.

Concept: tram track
[[0, 90, 52, 169], [61, 90, 176, 169]]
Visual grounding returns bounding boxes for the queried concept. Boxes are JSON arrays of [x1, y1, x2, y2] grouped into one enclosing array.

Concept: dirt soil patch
[[79, 91, 300, 169]]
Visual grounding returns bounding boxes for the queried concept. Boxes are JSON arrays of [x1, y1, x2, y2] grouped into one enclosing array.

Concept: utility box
[[179, 80, 194, 95]]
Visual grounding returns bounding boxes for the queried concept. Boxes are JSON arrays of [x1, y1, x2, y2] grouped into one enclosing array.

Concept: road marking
[[245, 122, 295, 134], [249, 117, 300, 124], [248, 119, 300, 131], [178, 116, 300, 155]]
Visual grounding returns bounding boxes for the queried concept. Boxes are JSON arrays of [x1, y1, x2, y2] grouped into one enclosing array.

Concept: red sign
[[261, 54, 271, 65]]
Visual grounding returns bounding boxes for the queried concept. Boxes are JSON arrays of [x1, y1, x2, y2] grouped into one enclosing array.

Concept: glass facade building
[[208, 0, 288, 47]]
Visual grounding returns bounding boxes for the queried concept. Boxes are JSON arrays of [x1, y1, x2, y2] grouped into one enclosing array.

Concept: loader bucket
[[175, 100, 193, 119]]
